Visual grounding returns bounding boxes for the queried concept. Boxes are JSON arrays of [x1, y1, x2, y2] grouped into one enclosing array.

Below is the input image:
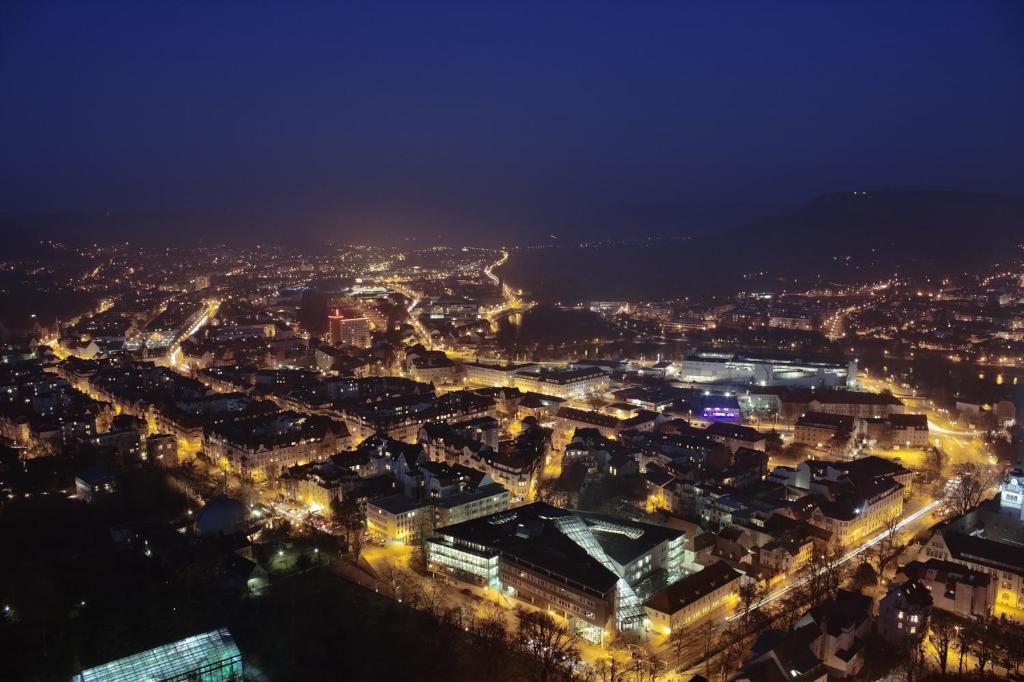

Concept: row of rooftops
[[556, 405, 661, 431], [744, 385, 904, 407], [205, 411, 348, 450], [372, 480, 508, 516], [796, 410, 926, 430], [648, 455, 911, 563], [515, 365, 609, 384]]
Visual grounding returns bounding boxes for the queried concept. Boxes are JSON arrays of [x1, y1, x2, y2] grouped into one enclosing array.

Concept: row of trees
[[926, 611, 1024, 678], [373, 559, 585, 681], [768, 542, 851, 632], [674, 543, 857, 681], [377, 556, 749, 682]]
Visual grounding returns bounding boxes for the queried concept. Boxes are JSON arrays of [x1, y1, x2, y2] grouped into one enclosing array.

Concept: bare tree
[[802, 542, 848, 603], [945, 462, 995, 518], [419, 579, 447, 617], [892, 638, 927, 682], [669, 627, 693, 667], [694, 620, 720, 679], [517, 610, 583, 682], [628, 650, 666, 682], [849, 561, 878, 594], [393, 508, 439, 573], [533, 477, 560, 504], [714, 623, 745, 682], [438, 605, 463, 628], [773, 583, 810, 632], [479, 597, 508, 626], [927, 609, 961, 675], [331, 495, 365, 558], [737, 578, 766, 633], [871, 514, 901, 580], [995, 618, 1024, 675], [376, 559, 406, 601], [967, 617, 999, 674], [955, 621, 968, 674], [591, 656, 626, 682], [473, 613, 515, 680], [400, 574, 425, 609]]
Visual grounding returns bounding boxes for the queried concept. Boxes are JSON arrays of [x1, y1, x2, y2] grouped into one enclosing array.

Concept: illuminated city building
[[327, 308, 371, 348], [426, 503, 686, 641], [462, 361, 537, 387], [280, 460, 354, 510], [793, 412, 862, 456], [367, 494, 431, 543], [878, 578, 932, 645], [554, 406, 658, 447], [643, 560, 741, 634], [885, 413, 929, 448], [146, 432, 178, 465], [778, 458, 906, 546], [203, 411, 350, 480], [699, 393, 742, 421], [678, 351, 857, 389], [805, 390, 905, 419], [409, 353, 458, 385], [768, 315, 815, 331], [511, 365, 610, 400], [704, 421, 766, 452], [1000, 467, 1024, 520], [920, 481, 1024, 620], [902, 558, 993, 618]]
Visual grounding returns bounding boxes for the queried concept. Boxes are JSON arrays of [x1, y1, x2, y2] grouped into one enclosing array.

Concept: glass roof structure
[[72, 628, 243, 682]]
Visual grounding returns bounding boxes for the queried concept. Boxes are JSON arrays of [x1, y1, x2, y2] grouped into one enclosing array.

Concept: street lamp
[[955, 625, 965, 674]]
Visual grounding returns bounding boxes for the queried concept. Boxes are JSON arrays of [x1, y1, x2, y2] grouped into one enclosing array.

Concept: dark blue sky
[[1, 0, 1022, 243]]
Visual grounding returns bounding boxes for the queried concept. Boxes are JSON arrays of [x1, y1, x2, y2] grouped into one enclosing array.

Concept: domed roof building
[[195, 495, 249, 538]]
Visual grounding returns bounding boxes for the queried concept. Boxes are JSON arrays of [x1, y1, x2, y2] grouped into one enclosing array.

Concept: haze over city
[[2, 1, 1023, 246], [1, 2, 1023, 682]]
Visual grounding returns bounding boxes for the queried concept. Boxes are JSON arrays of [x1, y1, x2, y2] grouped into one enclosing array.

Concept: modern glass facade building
[[679, 351, 857, 389], [425, 503, 688, 639], [72, 628, 243, 682]]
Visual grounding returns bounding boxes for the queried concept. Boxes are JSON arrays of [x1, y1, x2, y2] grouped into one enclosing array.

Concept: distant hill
[[501, 191, 1024, 302], [0, 212, 251, 255], [729, 190, 1024, 275], [0, 199, 768, 251]]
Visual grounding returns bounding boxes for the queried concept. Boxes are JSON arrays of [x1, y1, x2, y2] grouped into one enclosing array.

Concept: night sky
[[2, 1, 1022, 244]]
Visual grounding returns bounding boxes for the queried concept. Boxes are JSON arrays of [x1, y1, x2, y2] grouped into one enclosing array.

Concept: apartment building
[[512, 366, 610, 400], [204, 411, 350, 480], [643, 561, 742, 634]]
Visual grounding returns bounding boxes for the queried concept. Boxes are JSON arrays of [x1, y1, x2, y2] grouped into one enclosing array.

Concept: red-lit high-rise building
[[327, 308, 371, 348]]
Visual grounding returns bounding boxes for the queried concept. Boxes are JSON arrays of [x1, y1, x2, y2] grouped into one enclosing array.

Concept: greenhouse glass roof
[[72, 628, 242, 682]]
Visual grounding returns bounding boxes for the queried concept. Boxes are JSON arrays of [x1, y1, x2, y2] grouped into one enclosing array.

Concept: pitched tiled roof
[[644, 561, 740, 614]]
